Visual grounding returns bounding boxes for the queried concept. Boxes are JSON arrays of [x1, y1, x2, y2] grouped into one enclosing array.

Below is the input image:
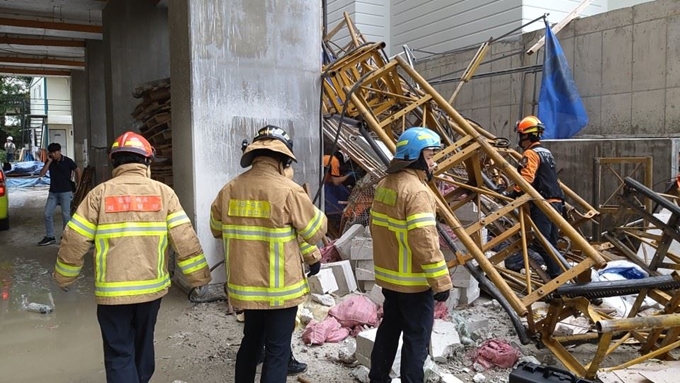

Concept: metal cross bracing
[[321, 19, 680, 378]]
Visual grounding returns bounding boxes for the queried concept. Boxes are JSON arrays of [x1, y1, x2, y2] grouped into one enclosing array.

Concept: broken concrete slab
[[321, 260, 357, 296], [311, 293, 336, 307], [430, 319, 461, 363], [368, 284, 385, 306], [356, 328, 402, 377], [355, 267, 375, 281], [356, 259, 374, 270], [335, 224, 366, 260], [308, 268, 339, 294], [351, 237, 374, 260]]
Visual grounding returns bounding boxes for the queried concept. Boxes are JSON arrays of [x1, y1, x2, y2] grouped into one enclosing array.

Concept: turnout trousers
[[235, 306, 298, 383], [96, 298, 162, 383], [369, 288, 434, 383]]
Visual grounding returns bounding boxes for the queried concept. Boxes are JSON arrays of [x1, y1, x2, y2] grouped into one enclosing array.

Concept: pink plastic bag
[[433, 301, 449, 319], [328, 295, 379, 328], [473, 339, 521, 369], [301, 317, 349, 345]]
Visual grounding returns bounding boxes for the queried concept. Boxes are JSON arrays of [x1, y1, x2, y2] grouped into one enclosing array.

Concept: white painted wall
[[522, 0, 608, 32]]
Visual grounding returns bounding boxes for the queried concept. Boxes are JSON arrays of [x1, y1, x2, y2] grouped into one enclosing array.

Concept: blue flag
[[537, 21, 588, 139]]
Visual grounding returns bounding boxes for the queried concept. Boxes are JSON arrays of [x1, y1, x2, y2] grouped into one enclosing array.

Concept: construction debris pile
[[132, 78, 173, 186], [315, 14, 680, 381]]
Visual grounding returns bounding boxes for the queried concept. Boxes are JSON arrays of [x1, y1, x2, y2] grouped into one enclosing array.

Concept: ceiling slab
[[0, 65, 70, 76], [0, 55, 84, 69], [0, 17, 101, 39]]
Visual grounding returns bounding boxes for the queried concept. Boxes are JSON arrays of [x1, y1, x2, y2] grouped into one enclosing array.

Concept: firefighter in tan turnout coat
[[210, 125, 327, 383], [369, 127, 452, 383], [54, 132, 211, 383]]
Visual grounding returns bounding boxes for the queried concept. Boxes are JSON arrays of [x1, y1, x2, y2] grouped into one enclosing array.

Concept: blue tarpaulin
[[5, 161, 50, 188], [537, 21, 588, 139]]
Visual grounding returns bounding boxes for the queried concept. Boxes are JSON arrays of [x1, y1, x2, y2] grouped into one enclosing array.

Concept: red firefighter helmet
[[109, 131, 154, 159]]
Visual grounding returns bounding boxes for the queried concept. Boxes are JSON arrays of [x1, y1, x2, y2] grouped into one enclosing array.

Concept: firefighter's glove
[[433, 290, 450, 302], [501, 189, 521, 199], [307, 262, 321, 277]]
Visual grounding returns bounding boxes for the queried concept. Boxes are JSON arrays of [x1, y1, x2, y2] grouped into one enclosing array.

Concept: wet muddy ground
[[0, 186, 639, 383]]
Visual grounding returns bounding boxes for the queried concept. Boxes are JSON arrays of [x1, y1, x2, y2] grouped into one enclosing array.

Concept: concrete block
[[602, 26, 633, 95], [668, 16, 680, 89], [466, 315, 490, 334], [634, 0, 680, 23], [459, 281, 480, 305], [632, 89, 666, 135], [355, 267, 375, 281], [308, 268, 339, 294], [356, 328, 402, 376], [601, 93, 632, 134], [335, 224, 366, 260], [361, 280, 376, 293], [321, 260, 357, 296], [367, 284, 384, 306], [633, 20, 667, 92], [430, 319, 461, 362], [573, 33, 602, 98], [351, 237, 373, 260], [450, 266, 474, 289], [356, 260, 374, 270], [666, 87, 680, 130], [446, 288, 461, 311]]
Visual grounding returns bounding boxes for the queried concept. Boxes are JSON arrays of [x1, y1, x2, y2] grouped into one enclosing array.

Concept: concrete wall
[[103, 0, 169, 144], [522, 0, 607, 33], [70, 70, 88, 168], [417, 0, 680, 139], [85, 40, 110, 184], [169, 0, 323, 283]]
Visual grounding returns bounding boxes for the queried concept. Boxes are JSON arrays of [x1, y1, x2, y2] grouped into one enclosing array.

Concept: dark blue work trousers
[[530, 201, 564, 278], [235, 306, 298, 383], [96, 298, 162, 383], [369, 288, 434, 383]]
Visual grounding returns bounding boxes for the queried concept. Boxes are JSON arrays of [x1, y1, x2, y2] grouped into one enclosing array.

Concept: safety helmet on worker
[[516, 115, 545, 136], [6, 136, 12, 141], [240, 125, 297, 168], [109, 131, 155, 159], [386, 127, 441, 174]]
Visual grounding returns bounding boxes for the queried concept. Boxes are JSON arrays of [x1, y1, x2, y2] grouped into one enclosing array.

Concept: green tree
[[0, 76, 31, 147]]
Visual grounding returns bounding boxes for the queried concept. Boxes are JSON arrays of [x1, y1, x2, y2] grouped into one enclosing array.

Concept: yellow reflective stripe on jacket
[[210, 211, 221, 231], [95, 238, 109, 282], [167, 210, 190, 229], [371, 211, 408, 231], [406, 212, 436, 230], [270, 242, 284, 289], [374, 265, 428, 287], [299, 208, 324, 240], [68, 213, 96, 239], [95, 222, 168, 239], [95, 275, 171, 297], [178, 254, 208, 274], [157, 234, 167, 280], [222, 225, 296, 242], [421, 260, 449, 278], [227, 279, 309, 306], [299, 241, 316, 256], [55, 259, 82, 278]]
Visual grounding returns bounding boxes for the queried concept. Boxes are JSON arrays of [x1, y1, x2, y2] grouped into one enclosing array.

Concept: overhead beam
[[0, 17, 101, 34], [0, 56, 84, 68], [0, 36, 85, 48], [0, 66, 71, 77]]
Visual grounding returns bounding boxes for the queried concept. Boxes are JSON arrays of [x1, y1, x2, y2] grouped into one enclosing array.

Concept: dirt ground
[[0, 186, 639, 383]]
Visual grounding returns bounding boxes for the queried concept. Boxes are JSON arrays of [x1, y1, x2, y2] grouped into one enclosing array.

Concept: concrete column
[[85, 40, 110, 184], [102, 0, 169, 144], [70, 69, 88, 170], [169, 0, 322, 282]]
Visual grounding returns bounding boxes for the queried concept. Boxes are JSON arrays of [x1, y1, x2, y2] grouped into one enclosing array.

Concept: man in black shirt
[[38, 143, 81, 245]]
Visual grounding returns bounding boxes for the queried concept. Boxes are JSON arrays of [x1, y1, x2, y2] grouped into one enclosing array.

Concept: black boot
[[288, 353, 307, 375]]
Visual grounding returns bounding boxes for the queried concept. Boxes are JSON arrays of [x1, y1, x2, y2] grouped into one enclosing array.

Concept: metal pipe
[[322, 0, 328, 38], [597, 314, 680, 333], [359, 125, 391, 166], [395, 55, 607, 268]]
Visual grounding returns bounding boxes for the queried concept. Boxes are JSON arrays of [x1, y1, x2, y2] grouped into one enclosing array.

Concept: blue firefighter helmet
[[386, 127, 442, 174], [394, 127, 441, 161]]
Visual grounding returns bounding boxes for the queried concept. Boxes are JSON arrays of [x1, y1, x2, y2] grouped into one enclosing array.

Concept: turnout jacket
[[210, 157, 327, 310], [370, 169, 452, 294], [54, 163, 211, 305]]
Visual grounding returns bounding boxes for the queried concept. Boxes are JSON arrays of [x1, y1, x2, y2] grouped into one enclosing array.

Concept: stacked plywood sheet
[[132, 78, 172, 186]]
